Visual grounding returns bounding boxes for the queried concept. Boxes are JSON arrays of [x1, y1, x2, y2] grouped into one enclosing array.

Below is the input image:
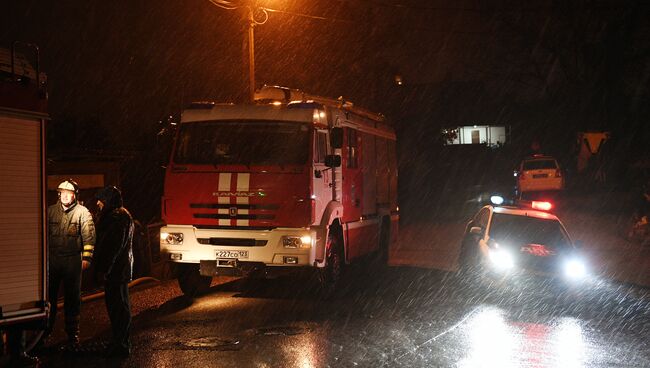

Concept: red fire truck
[[0, 42, 49, 356], [160, 86, 399, 296]]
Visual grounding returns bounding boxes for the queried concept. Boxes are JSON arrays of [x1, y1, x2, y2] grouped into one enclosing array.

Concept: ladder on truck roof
[[254, 85, 386, 123]]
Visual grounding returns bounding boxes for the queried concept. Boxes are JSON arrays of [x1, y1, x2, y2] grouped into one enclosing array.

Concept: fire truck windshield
[[173, 120, 310, 166]]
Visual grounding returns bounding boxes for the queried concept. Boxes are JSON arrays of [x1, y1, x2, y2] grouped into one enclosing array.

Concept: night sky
[[3, 0, 650, 220], [3, 1, 650, 149]]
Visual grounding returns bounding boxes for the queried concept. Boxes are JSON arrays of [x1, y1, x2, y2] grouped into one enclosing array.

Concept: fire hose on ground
[[56, 277, 161, 308]]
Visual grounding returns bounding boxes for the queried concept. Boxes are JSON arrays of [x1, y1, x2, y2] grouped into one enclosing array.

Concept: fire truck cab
[[160, 86, 398, 296]]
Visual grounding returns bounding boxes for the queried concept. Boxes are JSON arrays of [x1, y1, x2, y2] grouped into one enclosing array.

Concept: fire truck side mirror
[[330, 127, 343, 149], [325, 155, 341, 168]]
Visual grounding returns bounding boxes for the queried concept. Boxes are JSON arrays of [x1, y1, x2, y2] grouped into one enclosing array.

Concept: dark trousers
[[104, 282, 131, 350], [47, 254, 82, 338]]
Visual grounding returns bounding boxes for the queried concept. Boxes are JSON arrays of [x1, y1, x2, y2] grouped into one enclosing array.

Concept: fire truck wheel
[[177, 264, 212, 297], [320, 231, 344, 296], [372, 219, 390, 267]]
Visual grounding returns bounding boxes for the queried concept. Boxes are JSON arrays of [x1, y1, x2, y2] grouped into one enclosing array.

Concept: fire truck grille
[[190, 203, 280, 210], [195, 225, 276, 231], [191, 203, 278, 221], [193, 213, 275, 220], [197, 238, 267, 247]]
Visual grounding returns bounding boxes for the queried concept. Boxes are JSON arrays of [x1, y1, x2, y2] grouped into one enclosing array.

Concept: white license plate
[[215, 250, 249, 259]]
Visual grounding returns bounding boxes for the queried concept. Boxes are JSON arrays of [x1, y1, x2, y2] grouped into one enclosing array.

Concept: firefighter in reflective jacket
[[45, 179, 96, 348]]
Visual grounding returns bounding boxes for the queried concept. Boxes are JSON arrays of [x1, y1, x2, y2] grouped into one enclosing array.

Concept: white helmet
[[57, 179, 79, 194]]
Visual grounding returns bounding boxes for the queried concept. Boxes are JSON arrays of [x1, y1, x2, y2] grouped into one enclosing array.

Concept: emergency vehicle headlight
[[488, 248, 514, 269], [564, 259, 587, 279], [282, 236, 311, 249], [161, 232, 184, 245]]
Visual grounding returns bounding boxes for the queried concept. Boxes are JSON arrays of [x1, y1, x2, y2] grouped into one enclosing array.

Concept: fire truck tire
[[374, 218, 390, 266], [319, 230, 344, 296], [177, 264, 212, 297]]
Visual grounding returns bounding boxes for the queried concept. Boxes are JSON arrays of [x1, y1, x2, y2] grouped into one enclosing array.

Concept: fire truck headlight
[[161, 232, 184, 245], [282, 236, 311, 249]]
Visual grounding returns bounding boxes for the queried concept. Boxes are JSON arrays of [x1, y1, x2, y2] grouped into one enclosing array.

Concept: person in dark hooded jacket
[[94, 186, 134, 358]]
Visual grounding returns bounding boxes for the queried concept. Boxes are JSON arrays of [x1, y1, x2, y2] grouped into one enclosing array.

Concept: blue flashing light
[[490, 195, 504, 205]]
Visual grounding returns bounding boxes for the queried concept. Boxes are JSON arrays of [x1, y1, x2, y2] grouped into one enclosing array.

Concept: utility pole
[[247, 5, 256, 102], [210, 0, 267, 101]]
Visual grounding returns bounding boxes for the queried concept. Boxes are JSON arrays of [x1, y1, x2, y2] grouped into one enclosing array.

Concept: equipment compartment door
[[0, 114, 45, 321]]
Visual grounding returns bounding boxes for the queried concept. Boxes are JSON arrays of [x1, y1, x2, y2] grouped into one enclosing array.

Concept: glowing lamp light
[[313, 110, 327, 121], [490, 195, 504, 205], [300, 235, 312, 245], [282, 235, 312, 249], [160, 232, 183, 245], [564, 259, 587, 279], [488, 248, 514, 269], [532, 201, 553, 211]]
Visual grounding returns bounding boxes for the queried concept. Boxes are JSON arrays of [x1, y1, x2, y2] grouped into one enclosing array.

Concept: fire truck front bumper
[[199, 259, 314, 278]]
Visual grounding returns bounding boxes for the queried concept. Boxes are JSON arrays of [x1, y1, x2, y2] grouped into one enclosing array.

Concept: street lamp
[[209, 0, 268, 101]]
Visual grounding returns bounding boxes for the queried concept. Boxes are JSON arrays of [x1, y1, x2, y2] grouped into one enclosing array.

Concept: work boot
[[64, 316, 80, 344], [9, 352, 40, 367], [61, 334, 80, 354], [63, 317, 80, 351]]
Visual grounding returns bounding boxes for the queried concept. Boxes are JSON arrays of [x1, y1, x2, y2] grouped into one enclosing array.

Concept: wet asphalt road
[[29, 190, 650, 367], [35, 261, 650, 368]]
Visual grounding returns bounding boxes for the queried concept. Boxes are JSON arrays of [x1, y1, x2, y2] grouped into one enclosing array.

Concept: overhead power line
[[206, 1, 523, 36], [262, 6, 499, 35], [263, 7, 355, 23], [208, 0, 242, 10], [338, 0, 556, 13]]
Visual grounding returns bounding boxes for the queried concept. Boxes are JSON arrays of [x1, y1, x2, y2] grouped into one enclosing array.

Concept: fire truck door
[[312, 130, 331, 224], [342, 128, 364, 260]]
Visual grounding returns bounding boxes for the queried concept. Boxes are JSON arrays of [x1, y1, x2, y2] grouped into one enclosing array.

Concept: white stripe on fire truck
[[230, 174, 238, 226], [218, 173, 231, 226], [236, 173, 250, 226]]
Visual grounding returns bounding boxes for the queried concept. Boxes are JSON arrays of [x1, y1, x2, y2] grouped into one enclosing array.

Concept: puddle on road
[[174, 337, 242, 351], [155, 324, 312, 352], [255, 325, 309, 336]]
